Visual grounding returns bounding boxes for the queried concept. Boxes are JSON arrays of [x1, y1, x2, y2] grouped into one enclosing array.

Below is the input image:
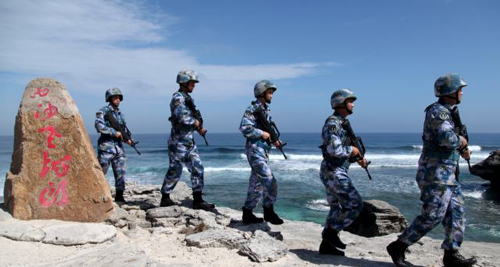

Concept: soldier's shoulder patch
[[438, 111, 449, 120], [329, 124, 338, 132], [173, 98, 182, 106], [244, 110, 253, 118]]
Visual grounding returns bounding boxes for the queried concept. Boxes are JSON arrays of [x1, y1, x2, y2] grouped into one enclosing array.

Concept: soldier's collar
[[333, 111, 345, 119], [108, 104, 120, 112], [178, 90, 190, 99], [436, 99, 455, 110], [253, 99, 270, 111]]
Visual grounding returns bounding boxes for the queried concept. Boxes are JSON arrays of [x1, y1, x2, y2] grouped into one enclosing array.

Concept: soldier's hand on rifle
[[115, 131, 123, 139], [461, 149, 471, 161], [198, 127, 207, 136], [194, 119, 201, 128], [261, 131, 271, 141], [357, 158, 368, 168], [126, 139, 133, 146], [274, 140, 282, 148], [460, 136, 468, 149], [351, 146, 360, 157]]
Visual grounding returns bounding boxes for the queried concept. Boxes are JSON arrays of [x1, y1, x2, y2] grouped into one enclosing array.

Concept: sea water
[[1, 133, 499, 243]]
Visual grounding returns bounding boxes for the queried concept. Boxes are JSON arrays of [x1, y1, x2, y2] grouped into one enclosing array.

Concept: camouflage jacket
[[321, 112, 353, 168], [422, 100, 463, 161], [169, 90, 197, 146], [95, 105, 130, 153], [239, 99, 272, 150]]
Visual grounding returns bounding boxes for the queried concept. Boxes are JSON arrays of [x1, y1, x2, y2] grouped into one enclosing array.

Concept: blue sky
[[0, 0, 499, 135]]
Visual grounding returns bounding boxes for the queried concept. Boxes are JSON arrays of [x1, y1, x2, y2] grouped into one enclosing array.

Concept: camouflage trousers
[[243, 143, 277, 210], [398, 157, 465, 250], [98, 148, 127, 191], [320, 161, 363, 233], [162, 143, 204, 194]]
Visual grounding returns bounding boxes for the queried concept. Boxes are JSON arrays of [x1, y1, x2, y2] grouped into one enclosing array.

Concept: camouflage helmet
[[254, 80, 277, 98], [434, 73, 467, 97], [331, 88, 357, 109], [105, 87, 123, 102], [177, 69, 199, 84]]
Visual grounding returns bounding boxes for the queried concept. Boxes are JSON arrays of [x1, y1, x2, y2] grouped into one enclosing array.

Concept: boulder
[[4, 78, 113, 221], [42, 223, 116, 245], [185, 229, 246, 249], [471, 150, 500, 188], [238, 230, 288, 262], [345, 199, 408, 237]]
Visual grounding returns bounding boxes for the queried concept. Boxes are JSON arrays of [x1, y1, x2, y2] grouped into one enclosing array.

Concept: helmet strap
[[441, 91, 460, 104], [179, 83, 191, 93], [336, 101, 353, 114]]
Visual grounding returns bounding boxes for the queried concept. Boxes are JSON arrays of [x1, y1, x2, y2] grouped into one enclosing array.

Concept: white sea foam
[[240, 151, 489, 169], [412, 145, 481, 151], [204, 167, 251, 172], [305, 199, 329, 211], [463, 190, 483, 199]]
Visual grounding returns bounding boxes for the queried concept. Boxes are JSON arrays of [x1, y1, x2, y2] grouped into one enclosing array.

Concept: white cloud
[[0, 0, 338, 101]]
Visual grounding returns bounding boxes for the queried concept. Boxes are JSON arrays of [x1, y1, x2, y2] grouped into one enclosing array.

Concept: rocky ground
[[1, 182, 498, 267]]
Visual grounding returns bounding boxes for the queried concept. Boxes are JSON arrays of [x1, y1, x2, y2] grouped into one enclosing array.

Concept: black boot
[[263, 205, 284, 225], [192, 191, 215, 210], [160, 193, 175, 207], [443, 249, 477, 267], [242, 207, 264, 224], [115, 190, 125, 202], [319, 239, 345, 256], [322, 227, 346, 249], [387, 240, 410, 267]]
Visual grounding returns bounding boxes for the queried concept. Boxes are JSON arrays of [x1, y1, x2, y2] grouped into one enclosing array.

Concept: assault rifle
[[341, 119, 372, 180], [104, 112, 141, 155], [451, 106, 471, 171], [253, 107, 288, 159], [184, 96, 209, 146]]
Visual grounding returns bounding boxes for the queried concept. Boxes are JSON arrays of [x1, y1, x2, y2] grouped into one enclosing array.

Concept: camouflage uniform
[[320, 112, 363, 233], [240, 99, 278, 210], [95, 105, 129, 191], [162, 90, 204, 194], [398, 100, 465, 250]]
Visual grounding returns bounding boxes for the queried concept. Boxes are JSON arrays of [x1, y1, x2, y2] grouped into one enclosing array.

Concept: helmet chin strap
[[442, 91, 460, 104], [336, 105, 353, 115]]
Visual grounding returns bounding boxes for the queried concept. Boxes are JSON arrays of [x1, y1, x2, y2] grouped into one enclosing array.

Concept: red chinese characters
[[39, 180, 70, 208], [30, 87, 50, 98], [31, 87, 72, 208], [34, 103, 59, 121], [39, 150, 72, 178], [38, 126, 62, 149]]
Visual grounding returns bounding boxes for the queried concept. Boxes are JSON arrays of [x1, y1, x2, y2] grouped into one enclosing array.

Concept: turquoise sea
[[1, 133, 499, 243]]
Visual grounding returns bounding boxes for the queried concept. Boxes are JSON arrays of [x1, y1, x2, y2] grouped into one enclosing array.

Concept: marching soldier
[[387, 74, 477, 267], [239, 80, 285, 225], [318, 89, 368, 256], [95, 87, 132, 202], [160, 70, 215, 210]]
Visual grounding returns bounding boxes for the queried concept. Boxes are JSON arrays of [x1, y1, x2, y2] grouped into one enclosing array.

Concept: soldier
[[239, 80, 285, 225], [387, 74, 477, 267], [95, 87, 132, 203], [318, 88, 368, 256], [160, 69, 215, 210]]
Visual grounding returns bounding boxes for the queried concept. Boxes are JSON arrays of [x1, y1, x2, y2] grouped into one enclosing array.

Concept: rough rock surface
[[345, 199, 409, 237], [185, 229, 246, 249], [4, 78, 113, 221], [1, 182, 498, 267], [0, 209, 116, 245], [471, 150, 500, 188], [238, 230, 288, 262]]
